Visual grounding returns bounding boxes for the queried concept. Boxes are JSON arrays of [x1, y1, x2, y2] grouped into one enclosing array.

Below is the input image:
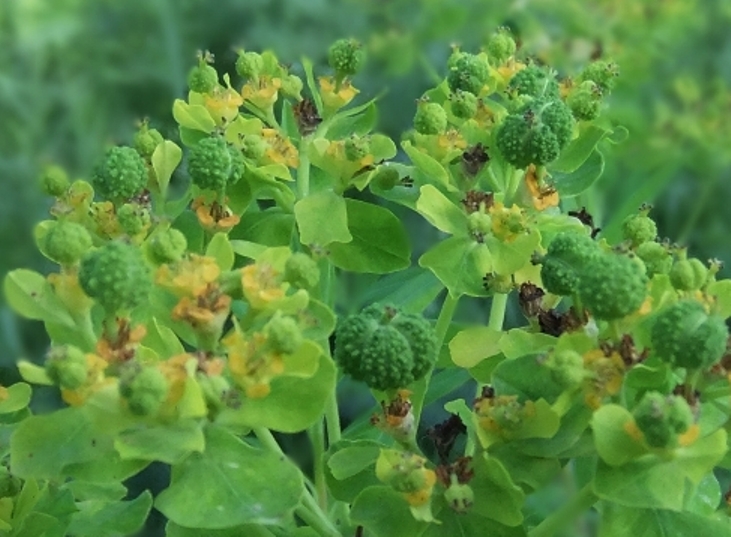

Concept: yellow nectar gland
[[241, 263, 286, 309]]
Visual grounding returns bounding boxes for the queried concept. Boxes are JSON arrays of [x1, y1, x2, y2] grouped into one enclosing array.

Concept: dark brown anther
[[538, 307, 585, 337], [461, 190, 495, 214], [129, 189, 153, 209], [426, 414, 467, 463], [435, 456, 474, 487], [293, 98, 322, 135], [599, 334, 648, 366], [568, 207, 600, 238], [461, 143, 490, 177], [518, 282, 545, 318], [400, 176, 414, 187]]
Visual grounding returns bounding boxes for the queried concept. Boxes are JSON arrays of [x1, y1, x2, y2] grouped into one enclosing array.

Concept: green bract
[[446, 52, 489, 95], [92, 146, 148, 203], [328, 38, 365, 77], [577, 252, 648, 320], [632, 391, 693, 448], [334, 303, 437, 391], [414, 101, 447, 135], [507, 65, 560, 100], [45, 345, 88, 390], [539, 231, 601, 296], [496, 98, 574, 169], [44, 220, 93, 266], [650, 300, 727, 369], [79, 240, 152, 313], [119, 364, 169, 416], [187, 136, 242, 193]]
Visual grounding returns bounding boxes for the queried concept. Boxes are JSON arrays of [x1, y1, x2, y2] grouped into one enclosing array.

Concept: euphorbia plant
[[3, 29, 731, 537]]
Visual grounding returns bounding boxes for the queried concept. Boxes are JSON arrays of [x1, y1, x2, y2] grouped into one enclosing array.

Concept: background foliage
[[1, 0, 730, 535]]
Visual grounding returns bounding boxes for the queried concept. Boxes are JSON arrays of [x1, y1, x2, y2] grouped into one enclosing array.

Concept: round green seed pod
[[281, 74, 304, 98], [651, 300, 728, 369], [44, 220, 93, 266], [117, 203, 151, 236], [372, 166, 401, 191], [148, 228, 187, 265], [577, 253, 649, 320], [79, 241, 152, 313], [284, 252, 320, 290], [450, 90, 479, 119], [622, 213, 657, 247], [539, 232, 601, 296], [188, 62, 218, 93], [328, 38, 366, 77], [632, 391, 693, 448], [447, 53, 490, 95], [567, 81, 601, 121], [133, 125, 164, 159], [119, 364, 169, 416], [40, 164, 70, 197], [235, 51, 264, 80], [45, 345, 88, 390], [414, 102, 448, 135], [92, 146, 148, 203], [670, 258, 708, 291], [187, 136, 235, 193], [444, 481, 474, 514], [636, 242, 672, 277], [486, 29, 516, 65], [579, 60, 619, 94], [507, 65, 560, 100]]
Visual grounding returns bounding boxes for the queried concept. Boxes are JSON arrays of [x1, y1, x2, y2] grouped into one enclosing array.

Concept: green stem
[[298, 494, 342, 537], [297, 137, 311, 199], [528, 482, 598, 537], [252, 426, 284, 455], [72, 310, 98, 352], [325, 390, 341, 447], [309, 421, 328, 510]]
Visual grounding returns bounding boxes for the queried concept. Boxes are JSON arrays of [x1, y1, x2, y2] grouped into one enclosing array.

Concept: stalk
[[528, 482, 598, 537]]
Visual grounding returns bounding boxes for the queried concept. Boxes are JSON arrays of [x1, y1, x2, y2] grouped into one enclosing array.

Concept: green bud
[[632, 391, 693, 448], [636, 242, 672, 277], [414, 101, 447, 135], [46, 345, 88, 390], [284, 252, 320, 290], [578, 252, 648, 321], [133, 124, 164, 159], [328, 38, 366, 77], [447, 53, 490, 95], [567, 80, 602, 121], [117, 203, 151, 236], [372, 166, 401, 191], [235, 51, 264, 80], [486, 28, 517, 65], [44, 220, 93, 266], [344, 135, 371, 161], [444, 477, 474, 514], [40, 164, 70, 197], [188, 58, 218, 93], [450, 90, 479, 119], [148, 228, 188, 265], [670, 258, 708, 291], [281, 74, 304, 99], [579, 60, 619, 94], [622, 212, 657, 247], [119, 364, 169, 416], [92, 146, 148, 203], [264, 313, 303, 355]]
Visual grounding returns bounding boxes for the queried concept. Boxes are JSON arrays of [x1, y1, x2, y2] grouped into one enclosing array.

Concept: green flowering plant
[[3, 30, 731, 537]]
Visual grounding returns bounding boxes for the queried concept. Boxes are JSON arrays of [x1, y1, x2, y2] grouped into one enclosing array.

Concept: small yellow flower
[[158, 354, 196, 406], [489, 202, 528, 242], [90, 201, 122, 238], [319, 76, 359, 113], [156, 254, 220, 297], [582, 349, 625, 409], [241, 76, 282, 110], [205, 86, 243, 125], [241, 263, 285, 309], [525, 166, 560, 211], [404, 468, 437, 507], [191, 197, 241, 233], [261, 128, 299, 168], [96, 318, 147, 364], [222, 330, 284, 398], [171, 292, 231, 333], [497, 59, 526, 82]]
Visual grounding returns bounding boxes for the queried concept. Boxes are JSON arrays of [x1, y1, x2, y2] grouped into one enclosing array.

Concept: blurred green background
[[1, 0, 731, 534]]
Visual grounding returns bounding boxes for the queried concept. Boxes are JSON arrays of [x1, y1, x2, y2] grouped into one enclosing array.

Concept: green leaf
[[294, 190, 352, 246], [683, 472, 721, 516], [155, 426, 303, 529], [300, 299, 336, 342], [152, 140, 183, 196], [114, 421, 205, 465], [328, 199, 411, 274], [216, 354, 335, 433], [419, 236, 492, 298], [166, 522, 277, 537], [324, 440, 383, 503], [172, 99, 216, 133], [17, 360, 53, 386], [3, 269, 74, 326], [593, 429, 728, 510], [301, 57, 324, 115], [552, 124, 610, 173], [449, 326, 503, 368], [0, 383, 31, 414], [231, 208, 295, 247], [498, 329, 556, 360], [67, 491, 152, 537], [206, 233, 235, 271], [488, 445, 561, 490], [356, 267, 443, 314], [491, 352, 563, 402], [350, 486, 429, 537], [178, 127, 209, 147], [402, 141, 454, 191], [327, 100, 378, 139], [476, 399, 561, 448], [65, 481, 127, 502], [423, 499, 528, 537], [141, 318, 186, 360], [708, 280, 731, 319], [552, 149, 605, 198], [591, 404, 647, 466], [415, 185, 468, 235], [600, 504, 731, 537], [471, 453, 525, 526], [230, 240, 268, 260], [485, 230, 541, 276]]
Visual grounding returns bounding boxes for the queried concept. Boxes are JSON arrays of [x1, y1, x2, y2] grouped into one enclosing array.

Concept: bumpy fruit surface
[[133, 125, 164, 159], [45, 345, 88, 390], [284, 252, 320, 290], [539, 232, 600, 296], [577, 253, 648, 320], [507, 65, 560, 100], [79, 241, 152, 312], [334, 304, 437, 391], [235, 51, 263, 80], [486, 29, 516, 65], [567, 81, 601, 121], [632, 391, 693, 448], [148, 228, 187, 264], [187, 62, 218, 93], [450, 90, 478, 119], [447, 53, 489, 95], [117, 203, 151, 236], [414, 102, 447, 135], [187, 136, 239, 193], [496, 99, 574, 169], [119, 364, 169, 416], [40, 164, 70, 197], [636, 242, 672, 277], [650, 300, 727, 369], [579, 60, 619, 93], [44, 220, 93, 266], [622, 213, 657, 247], [92, 146, 147, 203], [669, 258, 707, 291], [328, 38, 365, 77], [372, 166, 401, 190]]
